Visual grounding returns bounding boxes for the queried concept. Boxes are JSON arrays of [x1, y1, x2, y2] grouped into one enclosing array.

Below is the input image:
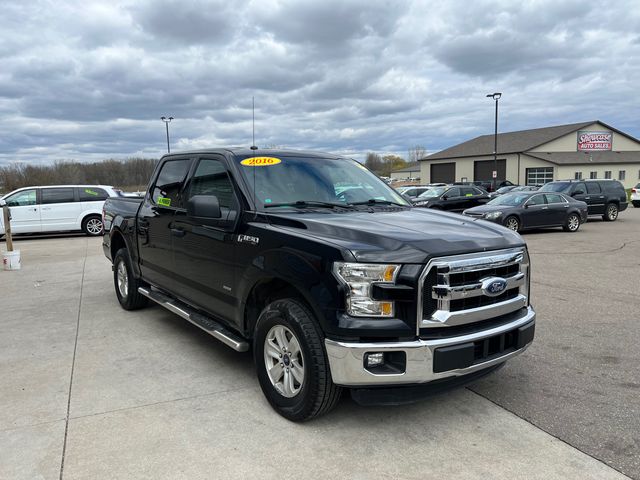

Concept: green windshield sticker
[[157, 197, 171, 207], [84, 189, 98, 196]]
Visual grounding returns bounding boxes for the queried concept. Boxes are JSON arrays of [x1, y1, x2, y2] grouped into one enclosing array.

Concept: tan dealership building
[[419, 121, 640, 188]]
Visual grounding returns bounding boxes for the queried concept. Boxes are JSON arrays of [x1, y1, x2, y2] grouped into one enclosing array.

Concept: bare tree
[[408, 145, 428, 163]]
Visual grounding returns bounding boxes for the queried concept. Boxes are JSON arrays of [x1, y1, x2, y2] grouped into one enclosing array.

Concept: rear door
[[171, 155, 239, 321], [40, 187, 83, 232], [543, 193, 568, 225], [584, 182, 604, 214], [137, 157, 193, 290], [2, 189, 41, 233]]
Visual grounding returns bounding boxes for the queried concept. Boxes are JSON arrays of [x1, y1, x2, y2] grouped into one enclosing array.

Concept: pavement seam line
[[69, 385, 257, 421], [0, 418, 66, 434], [58, 238, 88, 480], [465, 387, 633, 479]]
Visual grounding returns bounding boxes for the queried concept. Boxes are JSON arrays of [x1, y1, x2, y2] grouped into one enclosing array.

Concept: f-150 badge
[[237, 234, 260, 245]]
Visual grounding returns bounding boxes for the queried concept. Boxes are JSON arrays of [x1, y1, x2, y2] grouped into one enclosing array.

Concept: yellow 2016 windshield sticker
[[241, 157, 282, 167], [157, 197, 171, 207]]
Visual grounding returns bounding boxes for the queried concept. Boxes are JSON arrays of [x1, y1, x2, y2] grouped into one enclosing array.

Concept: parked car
[[395, 185, 432, 199], [631, 183, 640, 207], [511, 185, 540, 192], [464, 191, 588, 233], [489, 185, 520, 199], [413, 185, 490, 211], [0, 185, 120, 236], [103, 148, 535, 421], [539, 179, 627, 221]]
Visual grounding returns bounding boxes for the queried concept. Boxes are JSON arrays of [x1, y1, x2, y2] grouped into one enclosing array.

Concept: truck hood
[[269, 207, 524, 263]]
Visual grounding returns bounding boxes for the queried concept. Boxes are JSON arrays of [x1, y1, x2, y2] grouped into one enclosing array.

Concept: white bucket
[[2, 250, 21, 271]]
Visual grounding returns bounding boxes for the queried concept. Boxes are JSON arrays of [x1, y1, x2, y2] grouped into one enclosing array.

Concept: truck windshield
[[235, 155, 409, 210]]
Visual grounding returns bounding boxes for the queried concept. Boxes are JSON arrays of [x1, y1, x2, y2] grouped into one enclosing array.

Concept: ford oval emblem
[[482, 277, 508, 297]]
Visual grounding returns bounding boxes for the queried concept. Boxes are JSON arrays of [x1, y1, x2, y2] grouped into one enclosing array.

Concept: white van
[[0, 185, 121, 236]]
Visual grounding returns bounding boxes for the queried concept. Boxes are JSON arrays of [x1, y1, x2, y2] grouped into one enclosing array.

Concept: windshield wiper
[[348, 198, 407, 207], [264, 200, 354, 209]]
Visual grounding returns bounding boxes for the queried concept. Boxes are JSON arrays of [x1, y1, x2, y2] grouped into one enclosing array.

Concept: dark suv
[[539, 179, 628, 221]]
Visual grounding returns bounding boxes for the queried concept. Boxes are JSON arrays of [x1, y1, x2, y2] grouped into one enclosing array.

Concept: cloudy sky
[[1, 0, 639, 165]]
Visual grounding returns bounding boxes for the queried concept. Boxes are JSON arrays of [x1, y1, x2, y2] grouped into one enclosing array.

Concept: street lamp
[[486, 92, 501, 191], [160, 116, 174, 153]]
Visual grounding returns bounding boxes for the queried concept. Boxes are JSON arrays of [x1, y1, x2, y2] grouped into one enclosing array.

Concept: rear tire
[[504, 216, 520, 232], [82, 215, 104, 236], [563, 213, 581, 232], [603, 203, 619, 221], [113, 248, 148, 310], [254, 298, 342, 421]]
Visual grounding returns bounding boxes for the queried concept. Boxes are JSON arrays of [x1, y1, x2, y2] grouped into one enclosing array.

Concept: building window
[[618, 170, 626, 181], [574, 172, 583, 180], [526, 167, 554, 186], [604, 171, 612, 179], [590, 171, 597, 179]]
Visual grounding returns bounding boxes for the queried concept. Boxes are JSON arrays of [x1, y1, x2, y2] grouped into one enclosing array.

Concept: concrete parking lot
[[1, 209, 639, 479]]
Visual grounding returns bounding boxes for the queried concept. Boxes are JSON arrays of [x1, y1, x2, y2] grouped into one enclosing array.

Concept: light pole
[[486, 93, 501, 191], [160, 116, 173, 153]]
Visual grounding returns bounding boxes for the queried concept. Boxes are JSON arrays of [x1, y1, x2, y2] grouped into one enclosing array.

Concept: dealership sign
[[577, 131, 612, 151]]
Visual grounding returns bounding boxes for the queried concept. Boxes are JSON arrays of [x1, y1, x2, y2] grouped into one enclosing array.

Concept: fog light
[[365, 352, 385, 367]]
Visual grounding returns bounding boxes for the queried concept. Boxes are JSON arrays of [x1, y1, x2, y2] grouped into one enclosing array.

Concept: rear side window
[[42, 188, 75, 204], [602, 181, 625, 193], [460, 187, 475, 196], [544, 194, 565, 204], [188, 159, 235, 209], [79, 187, 109, 201], [586, 182, 601, 194], [152, 159, 191, 208]]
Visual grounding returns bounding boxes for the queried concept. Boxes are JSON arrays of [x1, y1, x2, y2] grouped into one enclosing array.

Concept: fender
[[236, 246, 345, 336], [108, 216, 143, 279]]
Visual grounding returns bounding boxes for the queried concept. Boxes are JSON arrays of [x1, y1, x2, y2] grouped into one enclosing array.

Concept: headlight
[[484, 211, 503, 219], [333, 263, 400, 317]]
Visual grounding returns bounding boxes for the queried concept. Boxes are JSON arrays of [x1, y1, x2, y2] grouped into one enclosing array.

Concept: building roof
[[391, 163, 420, 173], [420, 120, 638, 161], [525, 151, 640, 165]]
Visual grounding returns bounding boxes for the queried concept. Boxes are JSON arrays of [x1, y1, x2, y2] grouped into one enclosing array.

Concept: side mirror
[[187, 195, 221, 219], [572, 190, 584, 196], [0, 199, 6, 207]]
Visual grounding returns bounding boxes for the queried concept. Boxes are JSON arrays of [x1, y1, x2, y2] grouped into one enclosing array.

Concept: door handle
[[541, 206, 548, 209], [584, 197, 591, 200], [171, 228, 186, 237]]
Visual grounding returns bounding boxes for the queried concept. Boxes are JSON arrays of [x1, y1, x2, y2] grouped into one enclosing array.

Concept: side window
[[42, 188, 75, 204], [152, 159, 191, 208], [544, 194, 565, 204], [527, 195, 546, 206], [187, 159, 235, 210], [445, 187, 460, 198], [573, 182, 586, 194], [586, 182, 601, 194], [5, 189, 37, 206], [472, 187, 484, 195], [460, 187, 474, 196], [79, 187, 109, 201]]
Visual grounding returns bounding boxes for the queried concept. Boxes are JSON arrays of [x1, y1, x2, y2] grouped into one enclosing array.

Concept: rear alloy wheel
[[113, 248, 148, 310], [83, 215, 104, 236], [504, 216, 520, 232], [563, 213, 581, 232], [603, 203, 618, 221]]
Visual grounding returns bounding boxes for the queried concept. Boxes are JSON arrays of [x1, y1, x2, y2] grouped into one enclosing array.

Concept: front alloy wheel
[[264, 325, 305, 398], [505, 216, 520, 231]]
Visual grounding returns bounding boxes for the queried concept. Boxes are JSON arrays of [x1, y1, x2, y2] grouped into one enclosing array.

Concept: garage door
[[431, 163, 455, 183], [474, 159, 506, 182]]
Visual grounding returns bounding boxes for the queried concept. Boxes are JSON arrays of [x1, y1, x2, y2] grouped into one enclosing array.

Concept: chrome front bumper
[[325, 306, 535, 387]]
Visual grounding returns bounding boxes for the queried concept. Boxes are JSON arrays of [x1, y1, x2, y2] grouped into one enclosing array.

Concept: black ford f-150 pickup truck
[[103, 148, 535, 421]]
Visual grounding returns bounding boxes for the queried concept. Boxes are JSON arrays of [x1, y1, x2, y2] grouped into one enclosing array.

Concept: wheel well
[[244, 278, 305, 338], [110, 231, 127, 260], [82, 213, 101, 226]]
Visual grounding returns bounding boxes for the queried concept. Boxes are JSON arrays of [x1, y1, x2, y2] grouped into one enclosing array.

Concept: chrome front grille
[[418, 248, 529, 331]]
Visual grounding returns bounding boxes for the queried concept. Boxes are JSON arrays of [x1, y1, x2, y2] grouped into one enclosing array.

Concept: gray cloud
[[0, 0, 639, 166]]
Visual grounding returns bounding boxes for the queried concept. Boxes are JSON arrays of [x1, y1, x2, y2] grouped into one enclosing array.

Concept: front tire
[[82, 215, 104, 236], [603, 203, 619, 221], [254, 299, 342, 421], [504, 216, 520, 232], [563, 213, 581, 232], [113, 248, 148, 310], [632, 201, 640, 208]]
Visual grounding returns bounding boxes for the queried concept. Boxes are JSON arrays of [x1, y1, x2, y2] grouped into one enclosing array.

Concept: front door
[[521, 193, 548, 228], [138, 157, 193, 290], [171, 156, 239, 322], [3, 189, 41, 233]]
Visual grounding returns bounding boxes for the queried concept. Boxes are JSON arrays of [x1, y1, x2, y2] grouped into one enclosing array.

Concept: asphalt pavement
[[1, 207, 638, 479]]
